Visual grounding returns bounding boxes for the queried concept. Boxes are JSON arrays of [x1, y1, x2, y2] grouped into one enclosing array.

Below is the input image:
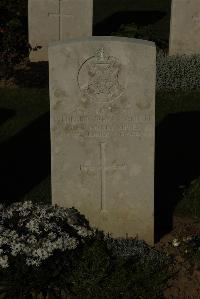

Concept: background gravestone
[[169, 0, 200, 55], [28, 0, 93, 61], [49, 36, 156, 245]]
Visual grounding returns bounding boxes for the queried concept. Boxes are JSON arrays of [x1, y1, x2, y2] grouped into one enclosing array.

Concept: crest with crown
[[95, 48, 109, 64], [78, 47, 124, 103]]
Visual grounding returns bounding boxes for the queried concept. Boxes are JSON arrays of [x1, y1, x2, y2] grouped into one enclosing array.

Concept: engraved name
[[53, 110, 152, 138]]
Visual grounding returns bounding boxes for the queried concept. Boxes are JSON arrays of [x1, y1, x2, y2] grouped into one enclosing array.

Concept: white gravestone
[[49, 37, 156, 245], [169, 0, 200, 55], [28, 0, 93, 61]]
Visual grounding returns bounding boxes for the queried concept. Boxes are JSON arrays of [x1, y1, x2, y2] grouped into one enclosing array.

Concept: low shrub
[[0, 201, 172, 299], [70, 237, 171, 299], [0, 201, 94, 298]]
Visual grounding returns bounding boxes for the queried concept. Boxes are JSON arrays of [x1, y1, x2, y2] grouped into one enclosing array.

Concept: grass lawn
[[1, 88, 200, 142], [156, 91, 200, 222], [0, 87, 50, 205], [0, 87, 200, 221], [156, 90, 200, 124], [0, 88, 49, 142]]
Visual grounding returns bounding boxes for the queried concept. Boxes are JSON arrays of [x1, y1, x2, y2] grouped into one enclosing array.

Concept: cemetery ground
[[0, 68, 200, 298], [0, 1, 200, 298]]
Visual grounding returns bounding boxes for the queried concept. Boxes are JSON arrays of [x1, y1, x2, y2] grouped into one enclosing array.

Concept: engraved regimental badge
[[77, 48, 124, 104]]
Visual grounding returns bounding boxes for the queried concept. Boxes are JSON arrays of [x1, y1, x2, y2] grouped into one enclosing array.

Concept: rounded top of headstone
[[49, 36, 156, 49]]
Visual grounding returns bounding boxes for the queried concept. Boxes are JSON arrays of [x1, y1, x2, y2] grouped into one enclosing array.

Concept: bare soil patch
[[155, 216, 200, 299]]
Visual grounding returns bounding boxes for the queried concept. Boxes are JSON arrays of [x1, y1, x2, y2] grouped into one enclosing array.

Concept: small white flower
[[18, 219, 25, 227], [19, 210, 30, 217], [10, 242, 26, 256], [27, 235, 37, 244], [26, 220, 40, 234], [172, 238, 180, 247], [23, 247, 32, 255], [26, 258, 41, 267], [0, 202, 93, 269], [22, 201, 33, 209], [61, 234, 78, 250], [9, 230, 19, 239], [70, 224, 93, 237], [48, 232, 56, 240], [26, 258, 33, 266], [0, 255, 9, 268], [4, 210, 13, 219]]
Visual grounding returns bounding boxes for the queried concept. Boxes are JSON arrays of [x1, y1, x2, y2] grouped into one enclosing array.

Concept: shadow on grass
[[0, 108, 16, 126], [2, 108, 199, 240], [155, 111, 200, 241], [93, 10, 167, 36], [12, 62, 49, 88], [0, 112, 50, 205]]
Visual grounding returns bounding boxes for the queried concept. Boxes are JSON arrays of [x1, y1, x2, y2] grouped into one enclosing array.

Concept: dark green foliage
[[176, 177, 200, 220], [69, 236, 112, 298], [170, 235, 200, 267], [70, 236, 172, 299], [0, 219, 171, 299], [0, 251, 76, 299], [180, 236, 200, 263], [0, 0, 29, 77]]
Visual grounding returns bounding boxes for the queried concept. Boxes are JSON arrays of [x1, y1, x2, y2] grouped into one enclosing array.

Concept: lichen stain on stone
[[103, 101, 122, 115], [52, 98, 62, 110], [80, 97, 90, 109], [129, 164, 142, 176], [143, 125, 153, 138], [54, 89, 68, 99], [119, 95, 128, 106], [136, 100, 151, 110], [63, 49, 71, 59]]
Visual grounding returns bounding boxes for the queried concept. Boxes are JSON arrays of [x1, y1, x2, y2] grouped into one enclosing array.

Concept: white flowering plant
[[0, 201, 94, 298], [157, 50, 200, 91]]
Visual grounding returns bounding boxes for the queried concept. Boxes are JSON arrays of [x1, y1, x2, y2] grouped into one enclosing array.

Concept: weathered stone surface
[[169, 0, 200, 55], [49, 36, 156, 244], [28, 0, 93, 61]]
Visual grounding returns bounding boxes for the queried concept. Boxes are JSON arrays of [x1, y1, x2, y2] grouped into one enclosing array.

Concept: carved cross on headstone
[[80, 142, 126, 212], [48, 0, 73, 40]]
